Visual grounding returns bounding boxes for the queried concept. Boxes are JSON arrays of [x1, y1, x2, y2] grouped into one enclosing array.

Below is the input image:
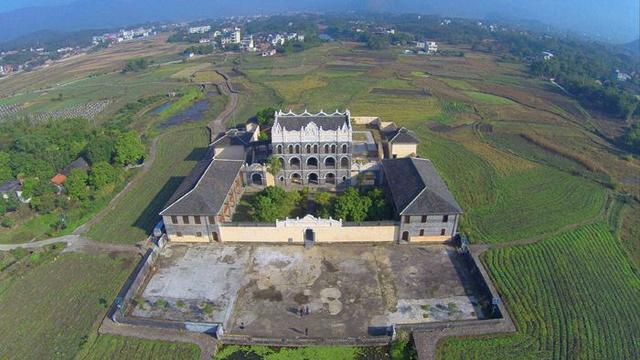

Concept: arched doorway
[[291, 173, 302, 184], [340, 157, 349, 169], [251, 173, 263, 186], [325, 173, 336, 185], [308, 173, 319, 185], [401, 231, 409, 241], [324, 157, 336, 168], [290, 157, 301, 168], [304, 228, 315, 242], [306, 157, 318, 168]]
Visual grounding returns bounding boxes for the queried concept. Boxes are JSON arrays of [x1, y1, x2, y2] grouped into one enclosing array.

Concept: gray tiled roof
[[382, 158, 462, 215], [62, 157, 90, 175], [275, 114, 350, 131], [386, 127, 420, 144], [0, 180, 20, 193], [160, 157, 244, 216]]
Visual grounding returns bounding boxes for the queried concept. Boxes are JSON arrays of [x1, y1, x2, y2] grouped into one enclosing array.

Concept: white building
[[241, 35, 254, 51], [189, 25, 211, 34], [427, 41, 438, 54]]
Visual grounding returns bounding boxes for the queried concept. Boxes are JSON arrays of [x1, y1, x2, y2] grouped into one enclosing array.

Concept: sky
[[0, 0, 638, 43]]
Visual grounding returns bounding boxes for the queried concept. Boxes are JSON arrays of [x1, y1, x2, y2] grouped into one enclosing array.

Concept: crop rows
[[439, 223, 640, 359], [28, 100, 112, 122], [0, 103, 23, 120]]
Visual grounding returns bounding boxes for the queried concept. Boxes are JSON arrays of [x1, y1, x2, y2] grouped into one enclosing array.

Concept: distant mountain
[[625, 39, 640, 55], [0, 0, 638, 44]]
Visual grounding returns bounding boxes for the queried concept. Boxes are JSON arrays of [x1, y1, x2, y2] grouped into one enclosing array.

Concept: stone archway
[[291, 173, 302, 185], [251, 173, 263, 186], [308, 173, 319, 185], [325, 173, 336, 185], [324, 157, 336, 167]]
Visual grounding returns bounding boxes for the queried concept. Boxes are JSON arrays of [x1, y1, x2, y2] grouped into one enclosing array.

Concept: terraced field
[[438, 223, 640, 359], [81, 334, 200, 360]]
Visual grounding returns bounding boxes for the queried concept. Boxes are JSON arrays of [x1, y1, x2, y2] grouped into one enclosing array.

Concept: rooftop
[[385, 127, 420, 144], [274, 110, 351, 131], [382, 157, 462, 215]]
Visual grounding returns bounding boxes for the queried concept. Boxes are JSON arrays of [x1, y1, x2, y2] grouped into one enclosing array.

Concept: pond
[[157, 99, 210, 129]]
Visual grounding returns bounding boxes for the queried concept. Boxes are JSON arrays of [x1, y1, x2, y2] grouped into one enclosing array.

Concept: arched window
[[341, 144, 348, 153], [324, 144, 329, 153], [288, 145, 294, 154], [324, 157, 336, 167], [330, 144, 336, 153], [295, 144, 300, 153], [306, 144, 311, 153], [313, 144, 318, 153], [340, 157, 349, 169], [279, 157, 285, 169], [402, 231, 409, 241], [276, 145, 282, 154]]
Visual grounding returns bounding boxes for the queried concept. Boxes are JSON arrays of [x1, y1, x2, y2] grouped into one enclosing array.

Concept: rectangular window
[[208, 216, 215, 224], [404, 216, 411, 224], [421, 215, 427, 223], [194, 216, 201, 224], [171, 216, 178, 224], [443, 215, 449, 223], [419, 229, 424, 236], [176, 232, 183, 237], [440, 229, 446, 236], [196, 232, 202, 237], [182, 216, 189, 224]]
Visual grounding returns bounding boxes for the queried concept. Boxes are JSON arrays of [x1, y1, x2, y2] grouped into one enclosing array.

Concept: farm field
[[0, 249, 136, 359], [80, 334, 200, 360], [86, 127, 210, 243], [437, 223, 640, 359]]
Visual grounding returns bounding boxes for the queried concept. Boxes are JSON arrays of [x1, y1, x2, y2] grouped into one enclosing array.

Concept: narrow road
[[209, 69, 240, 142], [0, 235, 142, 254]]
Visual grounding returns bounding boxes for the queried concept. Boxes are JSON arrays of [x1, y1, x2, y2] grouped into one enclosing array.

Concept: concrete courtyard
[[133, 243, 484, 338]]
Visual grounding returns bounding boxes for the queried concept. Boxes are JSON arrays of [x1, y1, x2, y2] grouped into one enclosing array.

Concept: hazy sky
[[0, 0, 638, 43]]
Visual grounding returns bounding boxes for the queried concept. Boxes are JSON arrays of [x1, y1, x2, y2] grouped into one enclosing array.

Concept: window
[[419, 229, 425, 236], [331, 144, 336, 153], [393, 154, 398, 159], [440, 229, 446, 236], [288, 145, 294, 154], [295, 144, 300, 153], [196, 231, 202, 237], [176, 232, 183, 237], [401, 231, 409, 241], [182, 216, 189, 224], [279, 176, 284, 182], [208, 216, 215, 224], [443, 215, 449, 223], [306, 144, 311, 153], [194, 216, 201, 224], [276, 145, 282, 154], [342, 144, 348, 153], [421, 215, 427, 223], [171, 216, 178, 224], [324, 144, 329, 153], [212, 232, 219, 241], [313, 144, 318, 153], [404, 216, 411, 224]]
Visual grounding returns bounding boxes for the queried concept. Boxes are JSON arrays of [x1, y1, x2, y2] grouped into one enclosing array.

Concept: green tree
[[65, 168, 89, 200], [89, 162, 118, 190], [85, 135, 114, 165], [365, 188, 393, 220], [265, 155, 282, 176], [250, 186, 296, 222], [0, 200, 6, 216], [315, 191, 333, 218], [31, 192, 56, 214], [256, 107, 278, 127], [0, 151, 12, 182], [334, 188, 372, 222], [114, 131, 145, 166]]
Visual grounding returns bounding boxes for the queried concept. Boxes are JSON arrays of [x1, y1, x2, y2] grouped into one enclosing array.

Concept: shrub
[[1, 217, 15, 228]]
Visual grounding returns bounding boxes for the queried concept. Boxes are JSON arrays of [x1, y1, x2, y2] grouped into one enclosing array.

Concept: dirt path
[[0, 234, 142, 254], [208, 69, 239, 142], [100, 318, 218, 360]]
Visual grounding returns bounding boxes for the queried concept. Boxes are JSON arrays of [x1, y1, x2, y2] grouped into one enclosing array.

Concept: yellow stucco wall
[[390, 143, 417, 158], [409, 235, 450, 243], [170, 235, 211, 243], [218, 225, 398, 243]]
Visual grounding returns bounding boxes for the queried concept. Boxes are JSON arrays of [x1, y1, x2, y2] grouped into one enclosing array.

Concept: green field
[[0, 251, 135, 359], [214, 344, 367, 360], [86, 127, 210, 243], [438, 223, 640, 359], [81, 334, 200, 360], [465, 91, 516, 105]]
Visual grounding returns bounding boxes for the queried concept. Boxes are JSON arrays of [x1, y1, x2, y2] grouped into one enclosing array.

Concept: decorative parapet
[[276, 214, 342, 228]]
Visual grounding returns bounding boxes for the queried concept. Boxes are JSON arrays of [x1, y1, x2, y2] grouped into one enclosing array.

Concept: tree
[[85, 135, 114, 165], [365, 188, 392, 220], [31, 192, 56, 214], [333, 188, 371, 222], [250, 186, 296, 222], [0, 151, 12, 182], [265, 155, 282, 176], [89, 162, 118, 190], [122, 58, 149, 73], [65, 168, 89, 200], [315, 191, 333, 218], [256, 107, 278, 127], [114, 131, 145, 166]]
